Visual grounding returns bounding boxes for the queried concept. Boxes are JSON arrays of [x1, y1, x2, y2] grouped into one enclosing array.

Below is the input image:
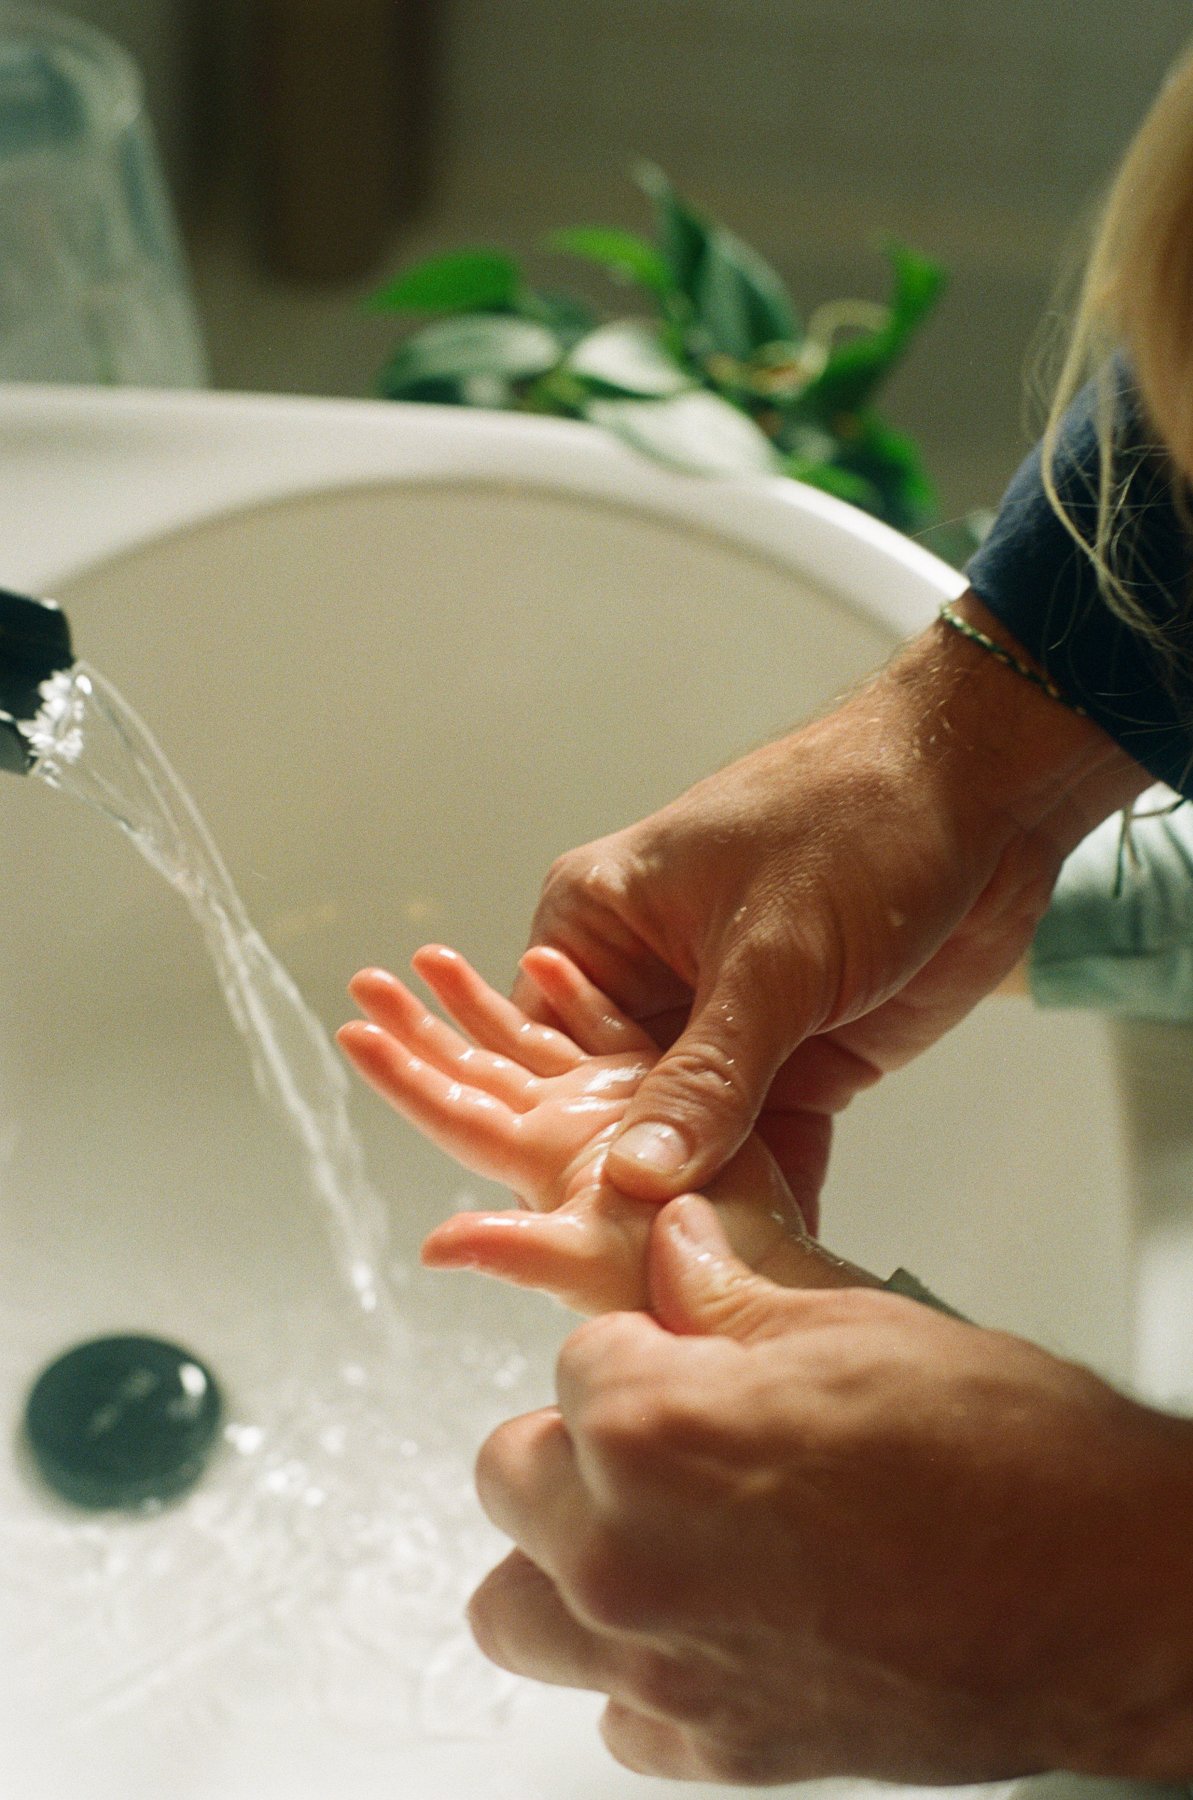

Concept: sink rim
[[0, 384, 962, 636]]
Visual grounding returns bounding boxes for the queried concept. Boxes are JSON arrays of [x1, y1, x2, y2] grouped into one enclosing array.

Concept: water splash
[[3, 1325, 536, 1740]]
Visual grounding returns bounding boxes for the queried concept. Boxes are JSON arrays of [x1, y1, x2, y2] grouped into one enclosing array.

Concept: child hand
[[337, 945, 879, 1314]]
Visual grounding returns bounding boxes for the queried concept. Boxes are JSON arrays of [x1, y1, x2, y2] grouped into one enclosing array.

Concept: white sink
[[0, 385, 1174, 1800]]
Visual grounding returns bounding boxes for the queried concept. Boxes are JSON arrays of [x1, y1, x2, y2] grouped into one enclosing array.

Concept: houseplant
[[369, 164, 965, 546]]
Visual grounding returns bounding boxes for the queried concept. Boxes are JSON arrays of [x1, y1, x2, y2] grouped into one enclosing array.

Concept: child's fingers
[[337, 1019, 529, 1187], [412, 944, 582, 1076], [348, 966, 538, 1110], [421, 1207, 647, 1315], [518, 946, 658, 1058]]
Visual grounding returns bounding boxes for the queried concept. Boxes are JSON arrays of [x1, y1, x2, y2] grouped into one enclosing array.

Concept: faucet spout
[[0, 588, 74, 775]]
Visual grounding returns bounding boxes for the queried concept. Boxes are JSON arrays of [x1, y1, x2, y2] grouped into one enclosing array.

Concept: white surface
[[0, 382, 955, 635], [0, 386, 1170, 1798]]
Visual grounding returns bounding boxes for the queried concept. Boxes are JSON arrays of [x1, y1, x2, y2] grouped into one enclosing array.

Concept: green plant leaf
[[379, 315, 563, 396], [778, 421, 838, 463], [832, 414, 938, 531], [797, 242, 946, 418], [518, 288, 599, 345], [633, 165, 797, 357], [585, 390, 782, 477], [366, 250, 522, 316], [633, 162, 709, 304], [545, 227, 673, 299], [520, 367, 592, 416], [368, 179, 951, 535], [885, 240, 948, 339], [695, 227, 798, 361], [783, 458, 884, 515], [566, 322, 692, 396]]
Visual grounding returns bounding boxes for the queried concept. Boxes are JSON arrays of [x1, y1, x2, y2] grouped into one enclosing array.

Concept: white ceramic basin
[[0, 387, 1174, 1800]]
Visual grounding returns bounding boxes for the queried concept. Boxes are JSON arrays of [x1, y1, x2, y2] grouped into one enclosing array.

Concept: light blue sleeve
[[1029, 801, 1193, 1021]]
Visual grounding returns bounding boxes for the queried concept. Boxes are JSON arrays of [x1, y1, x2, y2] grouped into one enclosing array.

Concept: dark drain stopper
[[23, 1334, 222, 1510]]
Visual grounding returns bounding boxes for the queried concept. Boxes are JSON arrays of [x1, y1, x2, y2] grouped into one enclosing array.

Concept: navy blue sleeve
[[965, 362, 1193, 796]]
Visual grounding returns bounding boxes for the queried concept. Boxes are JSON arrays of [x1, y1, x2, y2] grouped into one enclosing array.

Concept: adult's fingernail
[[613, 1121, 689, 1175]]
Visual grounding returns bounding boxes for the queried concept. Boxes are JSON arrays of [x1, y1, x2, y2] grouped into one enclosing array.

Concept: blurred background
[[26, 0, 1193, 524]]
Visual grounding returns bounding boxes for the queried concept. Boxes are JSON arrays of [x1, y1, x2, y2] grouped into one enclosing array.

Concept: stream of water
[[24, 661, 394, 1326], [2, 662, 540, 1742]]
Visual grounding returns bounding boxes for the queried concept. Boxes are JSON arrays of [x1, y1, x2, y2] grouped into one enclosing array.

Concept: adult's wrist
[[882, 587, 1152, 868]]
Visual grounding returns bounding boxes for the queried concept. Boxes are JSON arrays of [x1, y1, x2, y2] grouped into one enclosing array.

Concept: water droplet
[[225, 1422, 265, 1456]]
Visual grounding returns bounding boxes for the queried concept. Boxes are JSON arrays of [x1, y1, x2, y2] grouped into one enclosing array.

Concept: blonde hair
[[1042, 40, 1193, 682]]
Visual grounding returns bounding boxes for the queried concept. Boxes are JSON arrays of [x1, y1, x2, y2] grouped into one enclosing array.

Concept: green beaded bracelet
[[939, 602, 1086, 717]]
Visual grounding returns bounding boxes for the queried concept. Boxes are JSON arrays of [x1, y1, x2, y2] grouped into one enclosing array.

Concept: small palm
[[338, 943, 814, 1312]]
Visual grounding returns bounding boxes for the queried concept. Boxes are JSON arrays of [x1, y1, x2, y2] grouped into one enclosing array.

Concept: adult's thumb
[[605, 965, 802, 1200], [647, 1195, 800, 1343]]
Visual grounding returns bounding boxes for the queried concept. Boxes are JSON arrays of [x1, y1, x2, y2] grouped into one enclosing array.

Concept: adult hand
[[516, 593, 1149, 1227], [469, 1196, 1193, 1784]]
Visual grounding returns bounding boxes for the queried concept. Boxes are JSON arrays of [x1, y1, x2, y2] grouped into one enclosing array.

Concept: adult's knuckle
[[697, 1734, 782, 1787], [557, 1311, 638, 1395], [465, 1561, 526, 1672], [543, 844, 625, 911], [473, 1409, 564, 1526], [565, 1532, 648, 1631], [599, 1699, 684, 1779], [473, 1414, 519, 1493], [531, 845, 606, 939], [539, 849, 583, 905], [688, 1704, 810, 1789], [581, 1390, 665, 1482], [465, 1582, 507, 1667], [557, 1352, 680, 1494], [625, 1650, 713, 1726], [563, 1345, 711, 1478], [613, 1374, 714, 1455]]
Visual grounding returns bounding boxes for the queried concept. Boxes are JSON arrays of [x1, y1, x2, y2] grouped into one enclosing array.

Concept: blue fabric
[[966, 362, 1193, 796]]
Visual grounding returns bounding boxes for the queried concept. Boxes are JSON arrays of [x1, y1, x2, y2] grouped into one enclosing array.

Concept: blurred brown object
[[248, 0, 439, 283]]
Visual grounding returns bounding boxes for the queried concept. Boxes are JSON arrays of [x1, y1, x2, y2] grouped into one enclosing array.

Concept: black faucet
[[0, 588, 74, 775]]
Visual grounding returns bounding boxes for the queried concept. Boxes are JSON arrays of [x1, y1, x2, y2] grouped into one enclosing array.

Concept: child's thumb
[[647, 1195, 801, 1343]]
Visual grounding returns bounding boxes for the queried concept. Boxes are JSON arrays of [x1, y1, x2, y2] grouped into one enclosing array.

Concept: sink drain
[[23, 1334, 222, 1510]]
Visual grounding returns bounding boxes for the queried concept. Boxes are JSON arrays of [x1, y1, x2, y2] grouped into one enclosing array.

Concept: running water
[[5, 660, 543, 1742], [22, 662, 393, 1325]]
